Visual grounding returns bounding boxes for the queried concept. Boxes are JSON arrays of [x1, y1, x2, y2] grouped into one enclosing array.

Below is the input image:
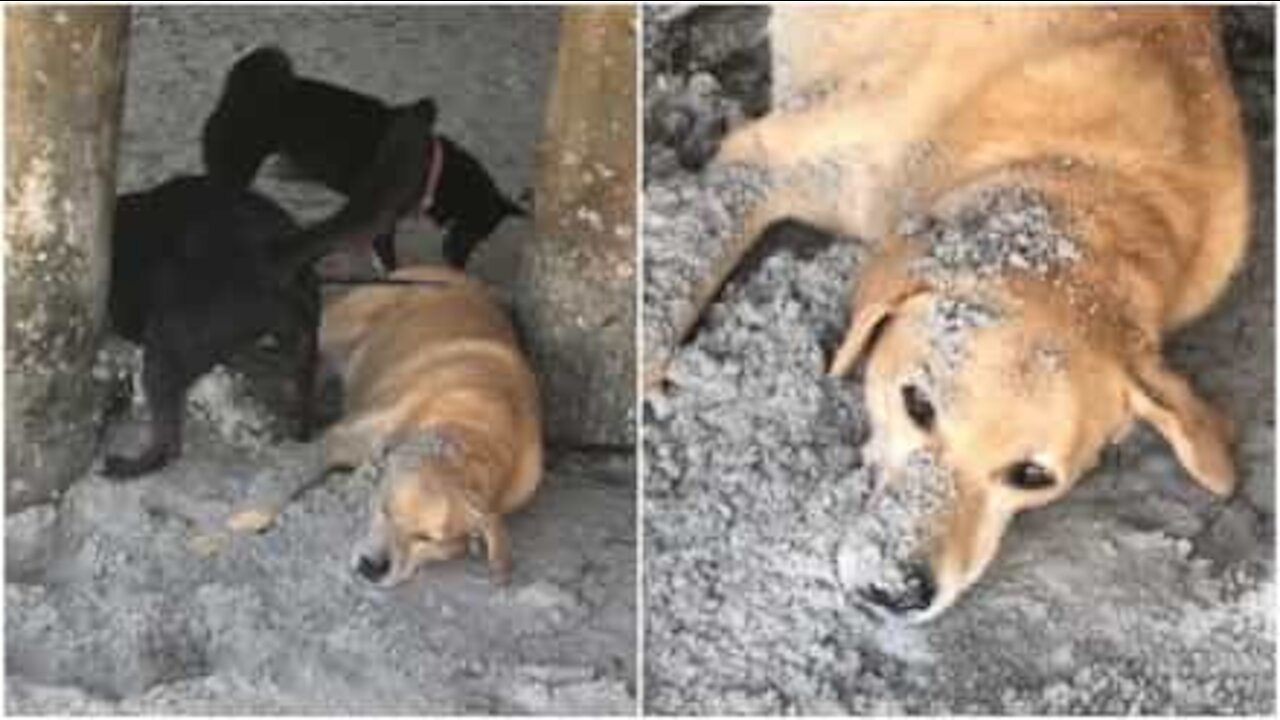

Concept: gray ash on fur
[[906, 186, 1082, 282], [926, 296, 1003, 364], [385, 429, 457, 462], [909, 295, 1004, 401], [334, 429, 466, 491]]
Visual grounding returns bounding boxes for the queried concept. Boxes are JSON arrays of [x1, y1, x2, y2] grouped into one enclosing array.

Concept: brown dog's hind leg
[[644, 173, 785, 386], [647, 183, 831, 387], [647, 110, 847, 387], [226, 422, 374, 534]]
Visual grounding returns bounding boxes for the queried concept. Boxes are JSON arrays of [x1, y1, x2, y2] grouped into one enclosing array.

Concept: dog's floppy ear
[[452, 484, 512, 584], [1125, 352, 1236, 497], [829, 240, 927, 376], [479, 513, 512, 585]]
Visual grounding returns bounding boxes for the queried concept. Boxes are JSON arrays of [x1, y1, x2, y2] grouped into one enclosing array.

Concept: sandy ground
[[5, 7, 636, 714], [643, 7, 1275, 714]]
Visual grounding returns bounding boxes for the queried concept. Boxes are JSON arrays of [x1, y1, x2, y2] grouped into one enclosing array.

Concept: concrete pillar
[[516, 7, 637, 448], [5, 7, 130, 510]]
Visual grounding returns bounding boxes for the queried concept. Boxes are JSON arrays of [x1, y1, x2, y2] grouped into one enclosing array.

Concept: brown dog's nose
[[859, 563, 936, 615], [355, 554, 390, 583]]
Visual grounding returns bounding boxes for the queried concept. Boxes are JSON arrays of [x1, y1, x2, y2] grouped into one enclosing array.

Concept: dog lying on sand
[[202, 46, 526, 271], [230, 266, 541, 586], [325, 266, 541, 586], [656, 7, 1248, 621], [104, 107, 438, 478]]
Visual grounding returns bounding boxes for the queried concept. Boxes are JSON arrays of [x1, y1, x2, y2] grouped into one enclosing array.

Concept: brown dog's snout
[[355, 553, 391, 583], [856, 561, 936, 616], [837, 451, 953, 618]]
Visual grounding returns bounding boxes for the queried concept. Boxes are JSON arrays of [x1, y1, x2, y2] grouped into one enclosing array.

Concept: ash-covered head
[[837, 450, 955, 618], [847, 268, 1127, 621], [353, 429, 470, 587], [906, 186, 1081, 282], [907, 295, 1005, 403], [348, 430, 460, 488], [384, 430, 458, 470]]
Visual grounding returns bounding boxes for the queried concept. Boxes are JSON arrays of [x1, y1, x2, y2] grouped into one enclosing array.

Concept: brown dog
[[662, 7, 1247, 620], [319, 265, 542, 586]]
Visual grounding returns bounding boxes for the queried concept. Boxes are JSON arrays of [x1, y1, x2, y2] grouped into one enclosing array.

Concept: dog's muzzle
[[354, 552, 391, 583], [855, 561, 937, 616], [837, 451, 954, 620]]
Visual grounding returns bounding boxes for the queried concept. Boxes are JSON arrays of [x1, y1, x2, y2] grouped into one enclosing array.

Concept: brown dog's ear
[[453, 484, 512, 585], [1126, 354, 1236, 497], [829, 240, 927, 376], [480, 514, 513, 586]]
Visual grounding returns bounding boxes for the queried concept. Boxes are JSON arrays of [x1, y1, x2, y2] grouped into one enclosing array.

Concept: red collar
[[418, 136, 444, 216]]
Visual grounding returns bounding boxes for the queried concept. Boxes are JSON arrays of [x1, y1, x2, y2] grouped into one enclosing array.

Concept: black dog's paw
[[290, 419, 315, 443], [102, 446, 173, 480], [102, 454, 153, 480]]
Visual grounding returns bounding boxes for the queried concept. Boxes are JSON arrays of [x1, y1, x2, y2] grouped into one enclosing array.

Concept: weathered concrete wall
[[5, 7, 130, 510], [518, 7, 637, 447]]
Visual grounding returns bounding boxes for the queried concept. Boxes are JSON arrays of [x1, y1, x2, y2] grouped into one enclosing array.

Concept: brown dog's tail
[[270, 101, 439, 278]]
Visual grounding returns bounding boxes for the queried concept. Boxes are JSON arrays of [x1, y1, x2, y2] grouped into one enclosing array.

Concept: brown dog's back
[[321, 266, 541, 513], [757, 7, 1247, 326]]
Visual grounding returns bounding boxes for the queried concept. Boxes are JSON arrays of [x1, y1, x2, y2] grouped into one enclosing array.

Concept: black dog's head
[[350, 98, 440, 222], [202, 46, 297, 187]]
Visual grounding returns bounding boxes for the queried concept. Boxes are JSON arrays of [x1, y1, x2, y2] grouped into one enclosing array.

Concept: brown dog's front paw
[[489, 558, 513, 587]]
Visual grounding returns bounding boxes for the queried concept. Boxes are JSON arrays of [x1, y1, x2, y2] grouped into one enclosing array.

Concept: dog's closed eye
[[1004, 461, 1055, 490], [902, 384, 936, 431]]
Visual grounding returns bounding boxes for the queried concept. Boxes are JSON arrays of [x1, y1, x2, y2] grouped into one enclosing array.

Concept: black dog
[[202, 46, 526, 270], [105, 107, 439, 479], [105, 177, 319, 478]]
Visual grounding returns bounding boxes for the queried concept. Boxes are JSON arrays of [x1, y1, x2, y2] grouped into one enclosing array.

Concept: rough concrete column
[[5, 7, 130, 510], [516, 6, 636, 447]]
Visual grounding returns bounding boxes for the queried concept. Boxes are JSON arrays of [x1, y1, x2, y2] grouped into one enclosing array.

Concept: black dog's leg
[[103, 349, 188, 479], [372, 231, 398, 275], [441, 226, 483, 269], [282, 300, 320, 442]]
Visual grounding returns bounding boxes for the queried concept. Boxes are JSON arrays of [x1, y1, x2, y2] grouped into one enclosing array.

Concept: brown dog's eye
[[901, 384, 935, 431], [1005, 461, 1055, 490]]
